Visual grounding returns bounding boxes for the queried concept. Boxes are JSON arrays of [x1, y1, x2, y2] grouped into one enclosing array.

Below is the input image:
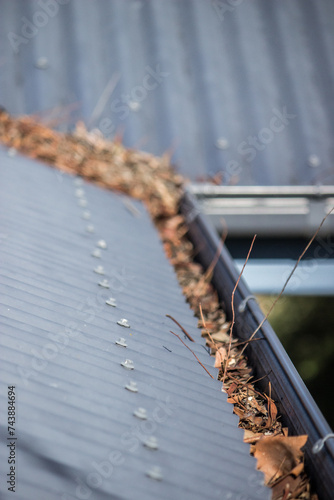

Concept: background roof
[[0, 148, 268, 499], [0, 0, 333, 185]]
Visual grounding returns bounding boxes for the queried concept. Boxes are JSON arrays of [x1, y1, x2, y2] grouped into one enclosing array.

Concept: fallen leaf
[[243, 429, 264, 443], [227, 382, 238, 396], [233, 406, 245, 418], [214, 347, 227, 368], [265, 397, 278, 428], [290, 461, 304, 477], [253, 434, 308, 484], [272, 474, 304, 500]]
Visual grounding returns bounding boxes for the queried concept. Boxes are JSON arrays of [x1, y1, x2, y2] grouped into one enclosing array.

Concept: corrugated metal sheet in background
[[0, 148, 269, 499], [0, 0, 333, 185]]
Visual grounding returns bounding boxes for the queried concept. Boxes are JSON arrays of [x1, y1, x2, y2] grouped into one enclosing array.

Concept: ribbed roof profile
[[0, 148, 269, 499], [0, 0, 333, 186]]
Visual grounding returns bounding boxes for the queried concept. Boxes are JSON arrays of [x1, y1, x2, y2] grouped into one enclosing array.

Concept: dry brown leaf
[[227, 396, 241, 405], [227, 382, 239, 396], [253, 434, 308, 484], [210, 329, 230, 343], [272, 474, 304, 500], [214, 347, 227, 368], [243, 429, 264, 443], [265, 397, 278, 428], [233, 406, 245, 418], [244, 413, 264, 427], [248, 396, 267, 414]]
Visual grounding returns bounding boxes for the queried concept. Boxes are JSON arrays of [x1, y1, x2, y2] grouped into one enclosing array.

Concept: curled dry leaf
[[265, 397, 278, 428], [214, 346, 227, 368], [253, 434, 308, 485], [243, 429, 264, 443], [272, 474, 304, 500]]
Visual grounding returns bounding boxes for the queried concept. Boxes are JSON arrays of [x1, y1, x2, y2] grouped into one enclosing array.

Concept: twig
[[199, 303, 216, 345], [239, 206, 334, 357], [202, 220, 228, 283], [227, 374, 269, 400], [268, 381, 272, 421], [170, 331, 214, 378], [166, 314, 195, 342], [231, 338, 263, 348], [222, 234, 257, 385]]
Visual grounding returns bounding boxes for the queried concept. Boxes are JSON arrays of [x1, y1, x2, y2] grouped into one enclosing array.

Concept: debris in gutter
[[0, 110, 318, 500]]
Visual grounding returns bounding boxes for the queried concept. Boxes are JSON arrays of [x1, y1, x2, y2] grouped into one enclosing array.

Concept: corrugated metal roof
[[0, 0, 333, 186], [0, 148, 269, 499]]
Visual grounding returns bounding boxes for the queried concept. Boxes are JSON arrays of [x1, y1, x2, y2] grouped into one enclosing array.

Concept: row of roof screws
[[73, 176, 162, 480], [92, 241, 120, 309], [111, 267, 162, 477], [74, 176, 133, 406], [72, 179, 113, 306], [92, 240, 109, 291], [118, 336, 161, 474], [73, 179, 127, 334], [80, 187, 136, 414]]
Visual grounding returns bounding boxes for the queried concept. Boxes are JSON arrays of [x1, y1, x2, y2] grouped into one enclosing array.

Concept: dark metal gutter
[[180, 188, 334, 500]]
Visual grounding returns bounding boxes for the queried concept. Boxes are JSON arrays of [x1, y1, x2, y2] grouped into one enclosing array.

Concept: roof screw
[[94, 265, 105, 275], [115, 337, 127, 347], [91, 249, 101, 258], [7, 147, 17, 157], [98, 279, 110, 289], [78, 199, 88, 207], [133, 407, 147, 420], [35, 57, 49, 69], [216, 137, 229, 150], [86, 224, 95, 233], [74, 177, 83, 186], [97, 240, 107, 249], [144, 436, 159, 450], [75, 188, 85, 198], [308, 154, 321, 168], [117, 318, 130, 328], [146, 466, 163, 481], [106, 298, 117, 307], [128, 100, 141, 112], [82, 211, 91, 220], [121, 359, 134, 370], [125, 381, 138, 392]]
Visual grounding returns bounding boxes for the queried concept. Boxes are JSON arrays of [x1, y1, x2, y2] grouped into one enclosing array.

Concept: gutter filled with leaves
[[0, 110, 331, 500]]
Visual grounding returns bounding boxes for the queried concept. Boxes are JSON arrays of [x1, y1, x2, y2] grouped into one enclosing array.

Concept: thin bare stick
[[268, 381, 272, 421], [202, 220, 228, 283], [170, 331, 214, 379], [222, 234, 257, 385], [199, 303, 216, 345], [227, 374, 268, 400], [239, 206, 334, 356], [166, 314, 195, 342], [231, 338, 263, 348]]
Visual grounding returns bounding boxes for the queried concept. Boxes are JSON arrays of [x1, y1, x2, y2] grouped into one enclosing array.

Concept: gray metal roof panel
[[0, 0, 334, 186], [0, 149, 269, 499]]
